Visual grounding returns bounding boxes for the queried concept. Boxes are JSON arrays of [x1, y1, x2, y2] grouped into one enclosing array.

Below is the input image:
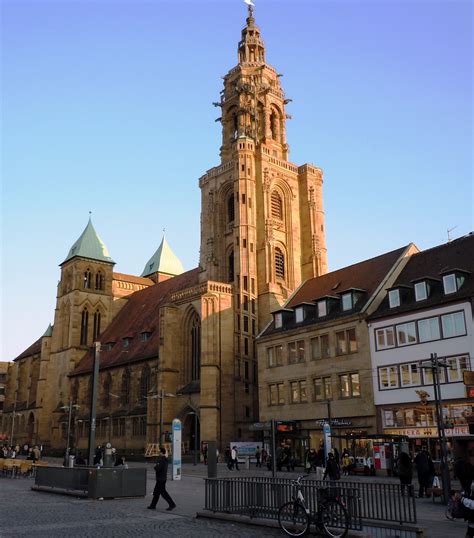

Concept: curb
[[196, 511, 372, 537]]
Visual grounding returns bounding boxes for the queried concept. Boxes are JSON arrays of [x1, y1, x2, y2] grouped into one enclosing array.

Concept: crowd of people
[[1, 443, 42, 461]]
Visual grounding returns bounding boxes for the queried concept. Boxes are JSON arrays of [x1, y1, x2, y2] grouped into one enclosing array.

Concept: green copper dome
[[62, 218, 114, 265], [141, 235, 184, 277]]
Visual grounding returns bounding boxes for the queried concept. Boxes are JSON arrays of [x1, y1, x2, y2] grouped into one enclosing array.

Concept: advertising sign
[[230, 441, 261, 462], [172, 419, 182, 481], [323, 422, 331, 463]]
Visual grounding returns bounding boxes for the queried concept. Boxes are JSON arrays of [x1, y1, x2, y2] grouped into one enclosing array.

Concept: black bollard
[[207, 441, 218, 478]]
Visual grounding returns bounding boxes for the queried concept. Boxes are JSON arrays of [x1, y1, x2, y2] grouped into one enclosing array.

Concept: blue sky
[[1, 0, 472, 361]]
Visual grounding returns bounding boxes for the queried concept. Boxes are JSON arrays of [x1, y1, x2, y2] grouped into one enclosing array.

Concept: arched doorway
[[27, 412, 35, 443], [182, 411, 200, 456]]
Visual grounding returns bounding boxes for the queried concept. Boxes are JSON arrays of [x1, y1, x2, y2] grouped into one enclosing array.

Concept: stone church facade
[[2, 5, 327, 454]]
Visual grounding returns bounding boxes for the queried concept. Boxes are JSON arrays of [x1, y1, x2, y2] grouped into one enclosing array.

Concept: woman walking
[[397, 452, 413, 497]]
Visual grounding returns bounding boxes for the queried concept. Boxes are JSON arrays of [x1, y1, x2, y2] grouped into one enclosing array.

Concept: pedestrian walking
[[414, 447, 434, 498], [231, 446, 240, 471], [93, 445, 103, 466], [225, 446, 232, 470], [147, 447, 176, 511], [342, 451, 351, 476], [397, 452, 413, 496], [255, 446, 261, 468], [323, 453, 341, 482]]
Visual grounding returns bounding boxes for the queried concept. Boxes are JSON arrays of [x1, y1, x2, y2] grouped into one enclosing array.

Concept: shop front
[[380, 401, 474, 464]]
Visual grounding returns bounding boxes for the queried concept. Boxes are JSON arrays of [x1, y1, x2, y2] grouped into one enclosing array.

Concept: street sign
[[249, 421, 271, 431], [171, 419, 182, 481], [276, 421, 298, 433], [464, 371, 474, 385]]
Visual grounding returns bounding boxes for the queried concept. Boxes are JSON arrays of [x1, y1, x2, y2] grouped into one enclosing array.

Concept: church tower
[[44, 218, 115, 445], [198, 4, 328, 436]]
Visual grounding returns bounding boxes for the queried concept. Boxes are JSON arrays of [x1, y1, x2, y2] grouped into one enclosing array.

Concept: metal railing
[[204, 476, 417, 528], [205, 476, 363, 531]]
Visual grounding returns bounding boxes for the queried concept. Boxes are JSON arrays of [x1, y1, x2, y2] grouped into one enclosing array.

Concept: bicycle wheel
[[278, 501, 309, 537], [320, 499, 349, 538]]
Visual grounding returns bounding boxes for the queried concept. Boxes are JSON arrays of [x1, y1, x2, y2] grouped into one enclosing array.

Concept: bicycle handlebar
[[292, 474, 309, 485]]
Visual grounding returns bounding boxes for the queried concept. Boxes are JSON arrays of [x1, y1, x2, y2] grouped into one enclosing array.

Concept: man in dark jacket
[[414, 447, 434, 498], [147, 447, 176, 511]]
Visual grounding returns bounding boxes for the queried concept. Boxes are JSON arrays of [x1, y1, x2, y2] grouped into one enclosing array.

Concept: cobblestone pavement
[[0, 476, 280, 538]]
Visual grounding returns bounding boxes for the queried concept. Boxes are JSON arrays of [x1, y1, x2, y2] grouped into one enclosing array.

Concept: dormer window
[[274, 313, 282, 329], [414, 281, 428, 301], [123, 337, 132, 348], [388, 289, 400, 308], [104, 342, 115, 351], [317, 300, 327, 317], [443, 273, 466, 295], [295, 307, 304, 323], [341, 293, 352, 311], [140, 331, 151, 342]]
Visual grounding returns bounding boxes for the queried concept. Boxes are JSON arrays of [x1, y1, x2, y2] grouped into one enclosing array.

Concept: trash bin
[[68, 455, 75, 468]]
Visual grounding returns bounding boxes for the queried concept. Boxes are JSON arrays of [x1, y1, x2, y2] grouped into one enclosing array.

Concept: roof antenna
[[447, 225, 458, 242]]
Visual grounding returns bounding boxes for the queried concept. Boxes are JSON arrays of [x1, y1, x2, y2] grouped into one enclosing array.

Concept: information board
[[172, 418, 182, 481]]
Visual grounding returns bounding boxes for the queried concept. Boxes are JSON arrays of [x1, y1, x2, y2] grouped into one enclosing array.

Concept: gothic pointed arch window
[[93, 310, 101, 341], [228, 250, 235, 283], [84, 269, 92, 289], [80, 307, 89, 345], [227, 193, 235, 223], [139, 366, 151, 406], [95, 270, 104, 291], [271, 191, 283, 220], [275, 248, 285, 281], [121, 369, 131, 406], [185, 310, 201, 383]]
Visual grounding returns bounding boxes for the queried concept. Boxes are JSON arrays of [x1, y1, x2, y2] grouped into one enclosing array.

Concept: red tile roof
[[113, 272, 154, 286], [71, 268, 200, 376], [260, 245, 410, 337], [287, 246, 409, 308], [369, 232, 474, 320]]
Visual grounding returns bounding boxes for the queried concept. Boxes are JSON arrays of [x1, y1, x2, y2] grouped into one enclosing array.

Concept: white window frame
[[295, 307, 304, 323], [443, 274, 457, 295], [341, 293, 352, 311], [445, 355, 470, 383], [388, 289, 400, 308], [274, 313, 282, 329], [379, 366, 399, 389], [414, 281, 428, 301], [267, 347, 275, 367], [317, 300, 327, 317], [375, 327, 395, 350], [441, 311, 466, 338], [400, 362, 421, 387], [417, 317, 441, 343], [396, 322, 417, 346]]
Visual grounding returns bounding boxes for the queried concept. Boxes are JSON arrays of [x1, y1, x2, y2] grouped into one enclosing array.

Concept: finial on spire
[[244, 0, 255, 19]]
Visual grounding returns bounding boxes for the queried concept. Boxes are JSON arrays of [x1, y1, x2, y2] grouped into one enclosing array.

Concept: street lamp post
[[420, 353, 451, 504], [148, 389, 176, 447], [61, 399, 80, 465]]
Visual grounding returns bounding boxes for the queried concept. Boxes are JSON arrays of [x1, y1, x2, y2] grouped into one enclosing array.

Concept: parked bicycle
[[278, 475, 349, 537]]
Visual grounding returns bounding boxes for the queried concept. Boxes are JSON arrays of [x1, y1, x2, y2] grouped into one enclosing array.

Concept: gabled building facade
[[257, 244, 417, 460], [367, 233, 474, 463]]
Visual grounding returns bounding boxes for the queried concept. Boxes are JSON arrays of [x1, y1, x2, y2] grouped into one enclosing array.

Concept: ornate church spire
[[238, 1, 265, 65]]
